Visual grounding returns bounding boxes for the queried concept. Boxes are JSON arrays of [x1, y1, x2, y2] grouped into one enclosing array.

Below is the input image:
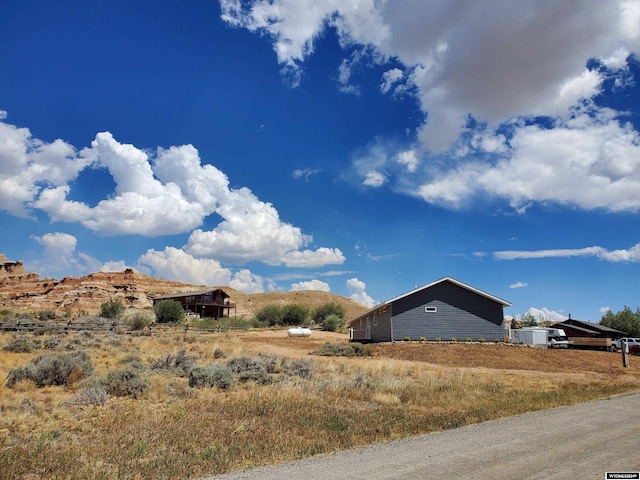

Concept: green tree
[[255, 304, 283, 326], [321, 313, 342, 332], [311, 302, 346, 325], [100, 300, 126, 320], [153, 300, 185, 324], [281, 303, 310, 326], [600, 306, 640, 337], [519, 312, 538, 327]]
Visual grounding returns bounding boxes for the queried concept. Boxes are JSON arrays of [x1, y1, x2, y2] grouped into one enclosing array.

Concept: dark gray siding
[[371, 307, 392, 342], [391, 282, 505, 341], [352, 307, 392, 342]]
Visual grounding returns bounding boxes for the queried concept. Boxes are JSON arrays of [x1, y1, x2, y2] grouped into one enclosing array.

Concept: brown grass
[[1, 330, 639, 479]]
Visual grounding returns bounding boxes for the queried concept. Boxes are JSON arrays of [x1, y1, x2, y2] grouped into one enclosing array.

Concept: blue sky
[[2, 1, 640, 323]]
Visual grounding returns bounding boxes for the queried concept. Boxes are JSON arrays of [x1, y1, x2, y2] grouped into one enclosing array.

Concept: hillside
[[0, 254, 369, 319]]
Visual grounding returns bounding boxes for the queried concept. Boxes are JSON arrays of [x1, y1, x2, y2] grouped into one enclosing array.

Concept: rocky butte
[[0, 254, 368, 319], [0, 254, 203, 315]]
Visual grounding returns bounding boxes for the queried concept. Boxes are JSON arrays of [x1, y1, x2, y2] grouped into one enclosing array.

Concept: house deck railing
[[349, 328, 371, 341]]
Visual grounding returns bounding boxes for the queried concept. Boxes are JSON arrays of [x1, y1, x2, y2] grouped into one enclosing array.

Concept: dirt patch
[[372, 342, 638, 375], [238, 331, 639, 378], [237, 329, 345, 356]]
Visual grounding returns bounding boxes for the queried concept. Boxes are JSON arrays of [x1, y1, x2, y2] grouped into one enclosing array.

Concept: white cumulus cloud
[[137, 247, 265, 293], [290, 279, 331, 292], [28, 232, 101, 279], [0, 115, 344, 270], [221, 1, 640, 213], [346, 277, 375, 307]]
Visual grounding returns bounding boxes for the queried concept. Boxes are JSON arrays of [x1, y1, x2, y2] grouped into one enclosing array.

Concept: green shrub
[[435, 338, 442, 342], [213, 347, 226, 359], [99, 300, 126, 320], [128, 312, 152, 331], [188, 365, 234, 389], [103, 367, 150, 399], [404, 336, 411, 342], [311, 302, 346, 325], [322, 314, 342, 332], [153, 300, 185, 324], [450, 337, 457, 342], [281, 304, 310, 326], [479, 338, 486, 343], [227, 356, 271, 384], [118, 355, 146, 370], [466, 337, 473, 342], [7, 351, 94, 388], [254, 304, 284, 326], [419, 336, 427, 342], [313, 341, 372, 357], [282, 358, 314, 379], [3, 336, 40, 353]]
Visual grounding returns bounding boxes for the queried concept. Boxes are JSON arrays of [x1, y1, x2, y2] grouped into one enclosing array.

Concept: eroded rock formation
[[0, 255, 201, 314]]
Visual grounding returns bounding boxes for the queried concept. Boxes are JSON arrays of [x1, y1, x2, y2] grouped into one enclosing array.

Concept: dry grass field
[[1, 329, 639, 480]]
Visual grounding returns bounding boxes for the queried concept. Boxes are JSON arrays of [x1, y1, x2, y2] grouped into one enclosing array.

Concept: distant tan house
[[153, 289, 236, 319]]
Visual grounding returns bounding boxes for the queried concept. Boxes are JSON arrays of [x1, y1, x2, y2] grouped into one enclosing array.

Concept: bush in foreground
[[3, 336, 40, 353], [227, 355, 271, 384], [102, 367, 150, 399], [7, 351, 94, 388], [189, 365, 234, 389]]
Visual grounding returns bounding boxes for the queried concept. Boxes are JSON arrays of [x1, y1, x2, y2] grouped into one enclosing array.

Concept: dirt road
[[208, 392, 640, 480]]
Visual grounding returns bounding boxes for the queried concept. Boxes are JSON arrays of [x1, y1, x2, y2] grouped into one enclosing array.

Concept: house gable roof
[[348, 277, 510, 325]]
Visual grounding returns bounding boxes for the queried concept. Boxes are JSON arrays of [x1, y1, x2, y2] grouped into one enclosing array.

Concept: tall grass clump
[[73, 386, 110, 406], [151, 349, 196, 376], [6, 350, 94, 388]]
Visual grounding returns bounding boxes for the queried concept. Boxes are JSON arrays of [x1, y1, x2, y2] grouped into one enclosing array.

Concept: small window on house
[[374, 314, 378, 326], [425, 306, 437, 313]]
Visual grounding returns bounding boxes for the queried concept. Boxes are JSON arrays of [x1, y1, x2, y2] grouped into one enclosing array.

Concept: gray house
[[348, 277, 511, 343]]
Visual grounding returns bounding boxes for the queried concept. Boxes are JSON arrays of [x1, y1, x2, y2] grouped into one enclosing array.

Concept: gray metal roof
[[557, 319, 626, 335], [552, 322, 601, 335]]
